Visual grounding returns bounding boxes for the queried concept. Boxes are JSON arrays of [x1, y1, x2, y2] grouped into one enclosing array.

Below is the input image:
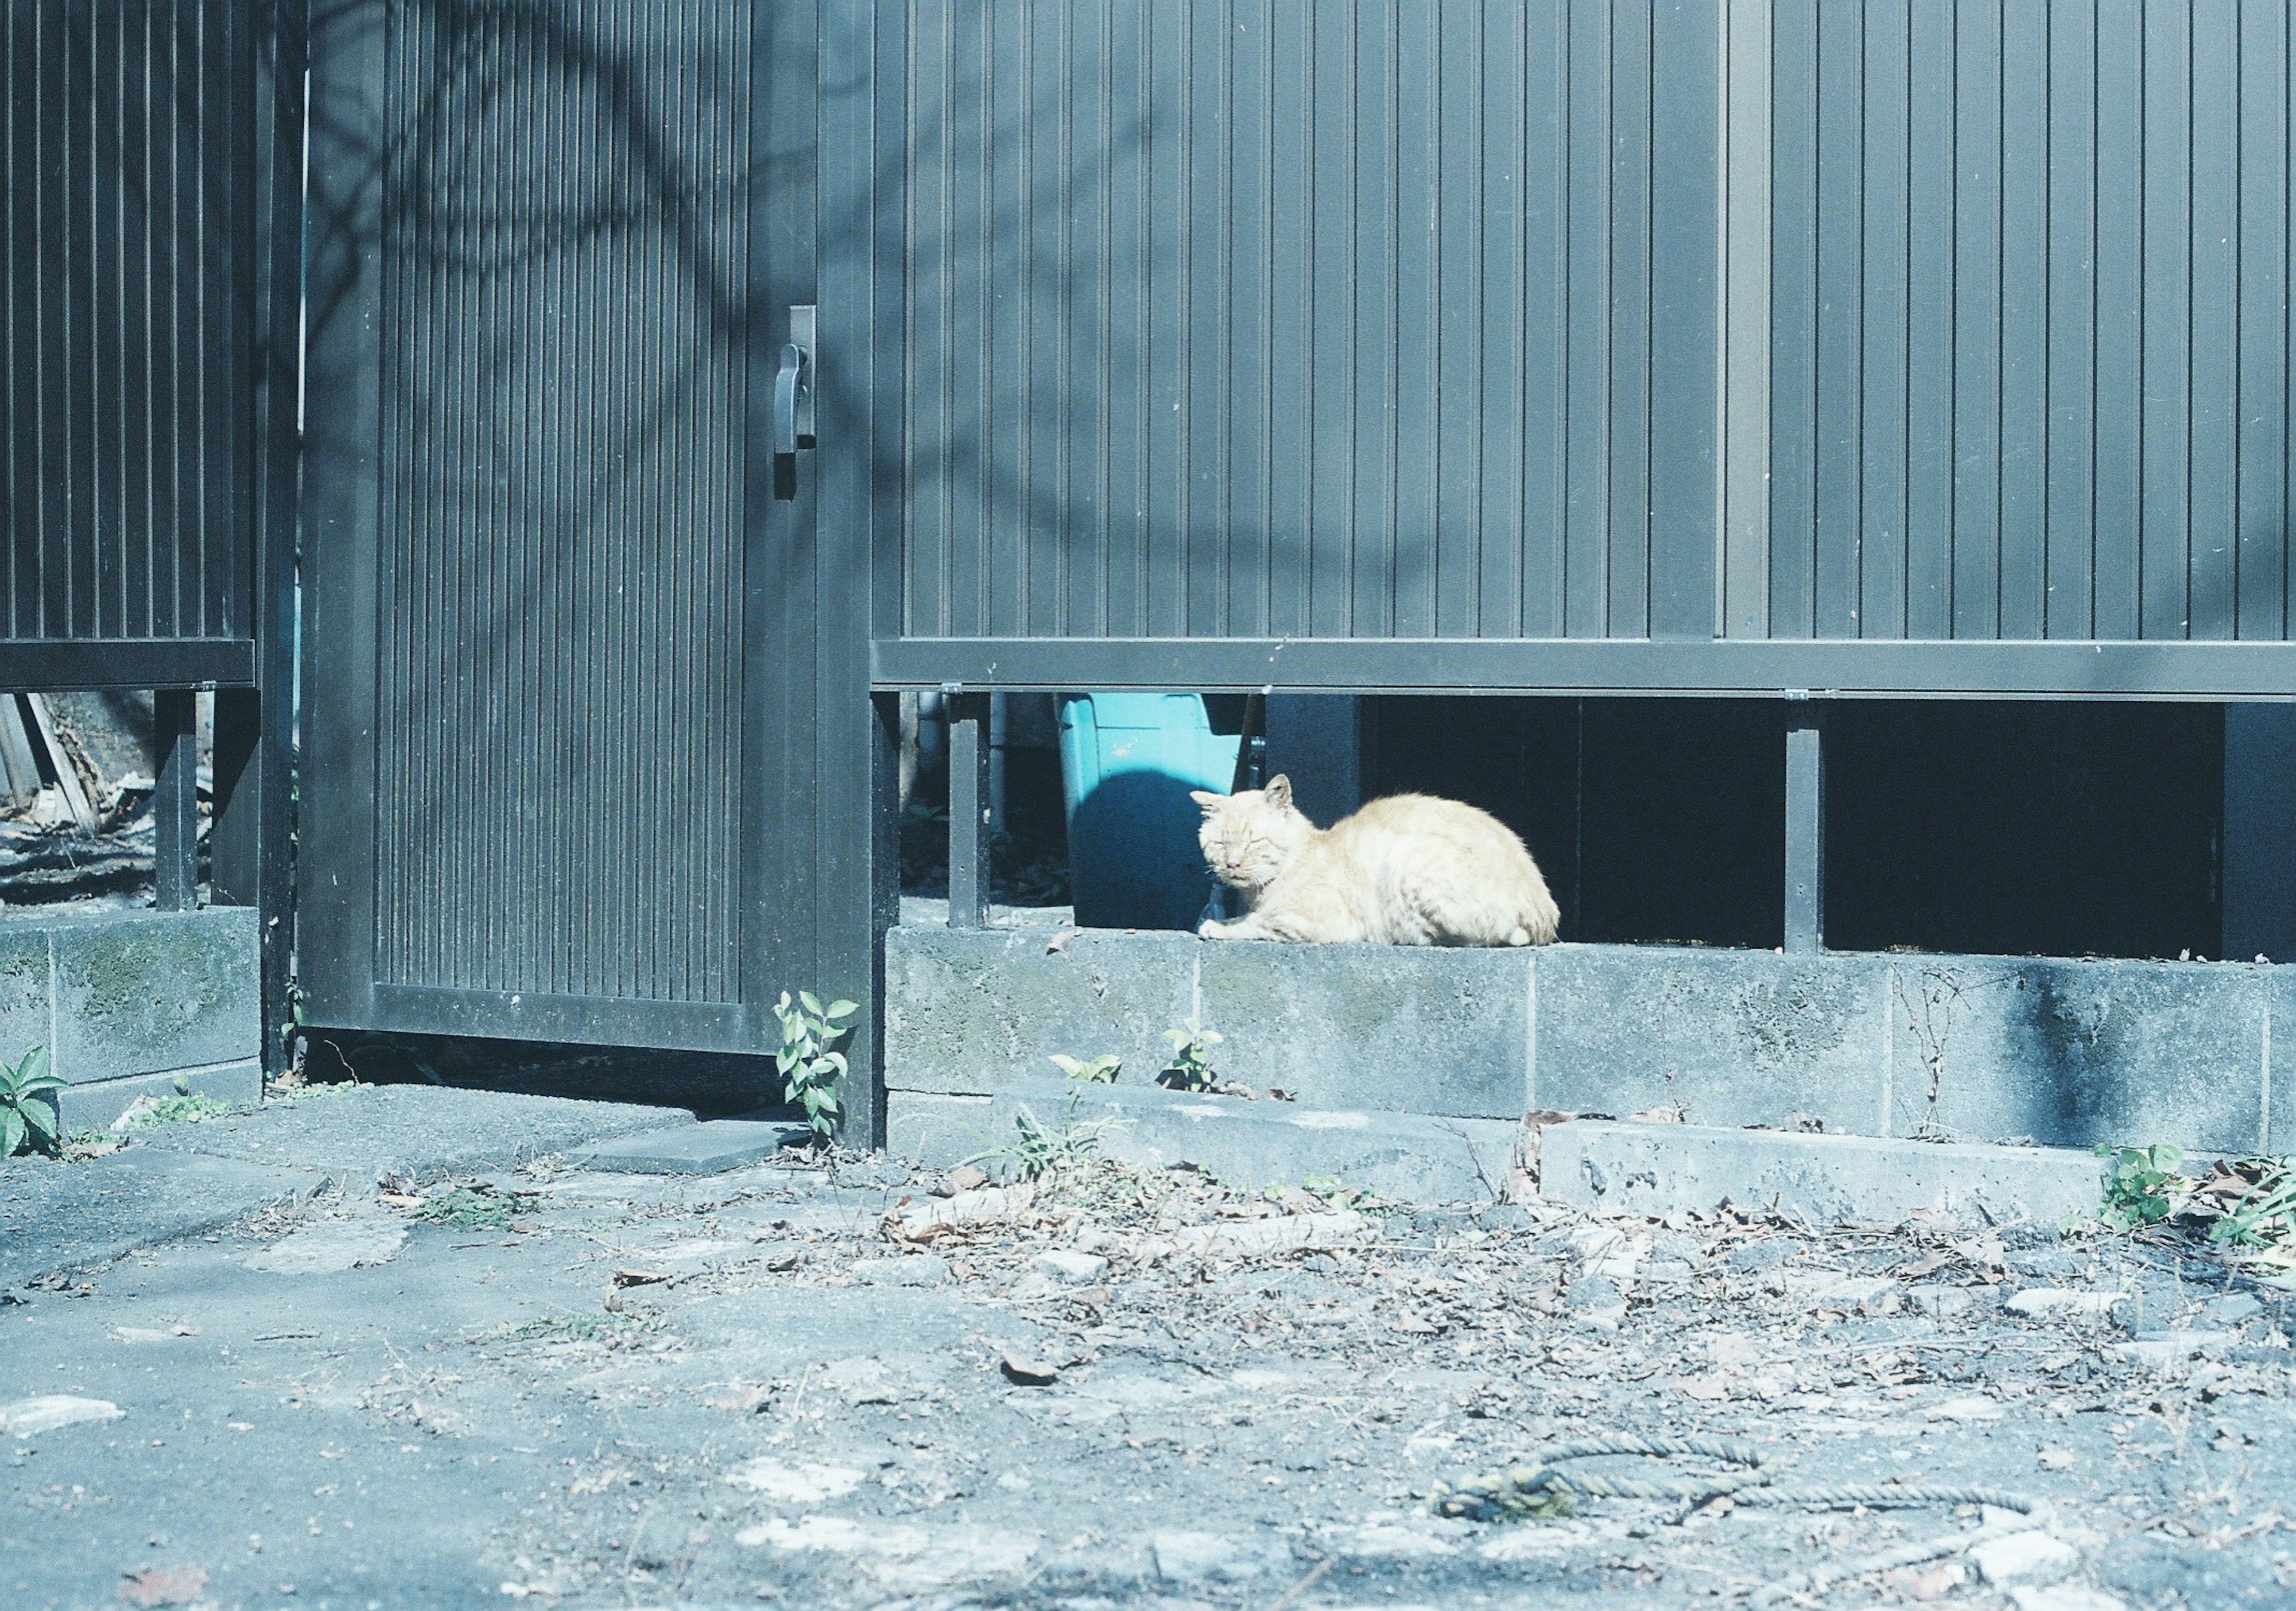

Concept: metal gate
[[298, 0, 880, 1083]]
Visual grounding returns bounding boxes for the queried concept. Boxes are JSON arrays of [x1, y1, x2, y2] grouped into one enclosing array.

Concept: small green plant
[[1, 1046, 63, 1158], [144, 1091, 233, 1125], [2096, 1142, 2185, 1231], [973, 1092, 1125, 1183], [498, 1310, 661, 1345], [775, 991, 858, 1144], [113, 1080, 236, 1130], [1156, 1019, 1223, 1092], [410, 1187, 515, 1230], [1267, 1173, 1370, 1209], [1051, 1053, 1121, 1084], [2208, 1155, 2296, 1251]]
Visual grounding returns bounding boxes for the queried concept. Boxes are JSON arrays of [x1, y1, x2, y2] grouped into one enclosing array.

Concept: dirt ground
[[4, 1139, 2294, 1611]]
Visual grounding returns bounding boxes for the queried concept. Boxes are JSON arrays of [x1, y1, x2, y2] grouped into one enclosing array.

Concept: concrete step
[[1539, 1119, 2104, 1227], [576, 1118, 810, 1175], [890, 1079, 1519, 1204]]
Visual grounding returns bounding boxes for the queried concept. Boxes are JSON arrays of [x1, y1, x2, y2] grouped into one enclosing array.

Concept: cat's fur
[[1191, 776, 1561, 947]]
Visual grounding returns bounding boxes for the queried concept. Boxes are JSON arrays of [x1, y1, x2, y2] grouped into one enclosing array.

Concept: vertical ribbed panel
[[1, 0, 254, 644], [893, 0, 1718, 643], [372, 1, 747, 1002], [1768, 0, 2294, 643]]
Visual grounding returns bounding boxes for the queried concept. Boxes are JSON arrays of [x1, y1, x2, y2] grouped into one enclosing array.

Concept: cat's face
[[1190, 775, 1309, 892]]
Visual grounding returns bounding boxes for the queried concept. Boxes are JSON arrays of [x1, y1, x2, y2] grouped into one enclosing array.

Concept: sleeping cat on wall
[[1191, 775, 1561, 947]]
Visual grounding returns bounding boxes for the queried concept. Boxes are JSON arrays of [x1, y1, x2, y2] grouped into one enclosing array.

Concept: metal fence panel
[[887, 0, 1720, 645], [1, 0, 258, 687], [1765, 0, 2294, 646], [871, 0, 2296, 698]]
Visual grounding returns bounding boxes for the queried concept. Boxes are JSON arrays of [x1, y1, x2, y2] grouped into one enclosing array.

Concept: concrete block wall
[[886, 926, 2288, 1155], [0, 907, 261, 1133]]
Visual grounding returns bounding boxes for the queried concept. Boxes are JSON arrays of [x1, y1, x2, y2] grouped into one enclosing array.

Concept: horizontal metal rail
[[0, 638, 256, 692], [873, 637, 2296, 701]]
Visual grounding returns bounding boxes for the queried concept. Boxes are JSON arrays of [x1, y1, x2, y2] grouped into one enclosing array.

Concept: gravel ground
[[4, 1139, 2294, 1610]]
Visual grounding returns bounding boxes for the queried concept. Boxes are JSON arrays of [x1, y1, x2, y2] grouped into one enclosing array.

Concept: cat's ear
[[1189, 790, 1226, 815], [1263, 774, 1293, 809]]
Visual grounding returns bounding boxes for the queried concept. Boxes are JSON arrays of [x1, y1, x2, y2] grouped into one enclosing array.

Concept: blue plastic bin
[[1057, 693, 1242, 930]]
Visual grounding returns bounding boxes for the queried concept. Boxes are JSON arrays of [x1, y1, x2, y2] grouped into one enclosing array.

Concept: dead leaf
[[1628, 1104, 1686, 1124], [709, 1386, 774, 1414], [602, 1288, 625, 1314], [1046, 928, 1082, 955], [118, 1566, 207, 1607], [1885, 1560, 1967, 1601], [2037, 1446, 2077, 1470], [1392, 1316, 1443, 1335], [1951, 1233, 2008, 1273], [891, 1182, 1036, 1243], [612, 1268, 672, 1288], [997, 1346, 1061, 1386], [934, 1166, 990, 1197]]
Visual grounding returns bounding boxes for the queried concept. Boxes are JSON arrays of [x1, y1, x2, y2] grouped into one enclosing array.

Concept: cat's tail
[[1506, 926, 1532, 947]]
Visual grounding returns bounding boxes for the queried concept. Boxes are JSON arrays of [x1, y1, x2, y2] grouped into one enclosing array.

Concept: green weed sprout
[[775, 991, 858, 1145], [1, 1046, 63, 1158]]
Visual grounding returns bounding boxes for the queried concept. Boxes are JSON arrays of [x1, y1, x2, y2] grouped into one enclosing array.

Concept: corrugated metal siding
[[891, 0, 1720, 643], [1, 0, 254, 644], [371, 1, 749, 1002], [1767, 0, 2294, 643]]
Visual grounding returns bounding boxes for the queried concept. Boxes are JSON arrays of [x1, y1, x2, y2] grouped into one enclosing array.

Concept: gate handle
[[772, 342, 812, 458]]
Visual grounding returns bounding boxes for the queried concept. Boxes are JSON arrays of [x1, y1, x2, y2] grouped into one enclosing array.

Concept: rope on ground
[[1429, 1433, 2036, 1524]]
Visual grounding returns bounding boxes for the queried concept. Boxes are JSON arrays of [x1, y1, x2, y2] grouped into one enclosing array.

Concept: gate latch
[[772, 304, 817, 498]]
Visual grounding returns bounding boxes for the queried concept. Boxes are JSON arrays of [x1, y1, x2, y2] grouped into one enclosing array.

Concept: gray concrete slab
[[1541, 1119, 2103, 1227], [576, 1118, 807, 1174], [0, 1117, 2286, 1610], [0, 1148, 321, 1288], [1533, 946, 1892, 1130], [884, 925, 1192, 1094], [51, 1059, 262, 1135], [136, 1084, 694, 1188], [1885, 956, 2270, 1151], [898, 1080, 1515, 1203], [1198, 940, 1530, 1118], [46, 906, 259, 1083]]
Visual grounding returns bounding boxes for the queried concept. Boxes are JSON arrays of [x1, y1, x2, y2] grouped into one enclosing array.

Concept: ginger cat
[[1190, 776, 1561, 947]]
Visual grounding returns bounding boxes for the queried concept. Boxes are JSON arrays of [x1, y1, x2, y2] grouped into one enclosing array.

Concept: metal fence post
[[155, 690, 200, 911], [947, 693, 991, 927], [1784, 698, 1824, 954]]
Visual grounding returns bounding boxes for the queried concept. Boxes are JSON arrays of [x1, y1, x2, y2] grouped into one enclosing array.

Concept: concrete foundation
[[1, 906, 260, 1133], [887, 925, 2287, 1155], [51, 1060, 263, 1133], [1541, 1120, 2103, 1226]]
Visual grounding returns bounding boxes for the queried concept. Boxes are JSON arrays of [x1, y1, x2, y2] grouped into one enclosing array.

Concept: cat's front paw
[[1196, 918, 1232, 939]]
